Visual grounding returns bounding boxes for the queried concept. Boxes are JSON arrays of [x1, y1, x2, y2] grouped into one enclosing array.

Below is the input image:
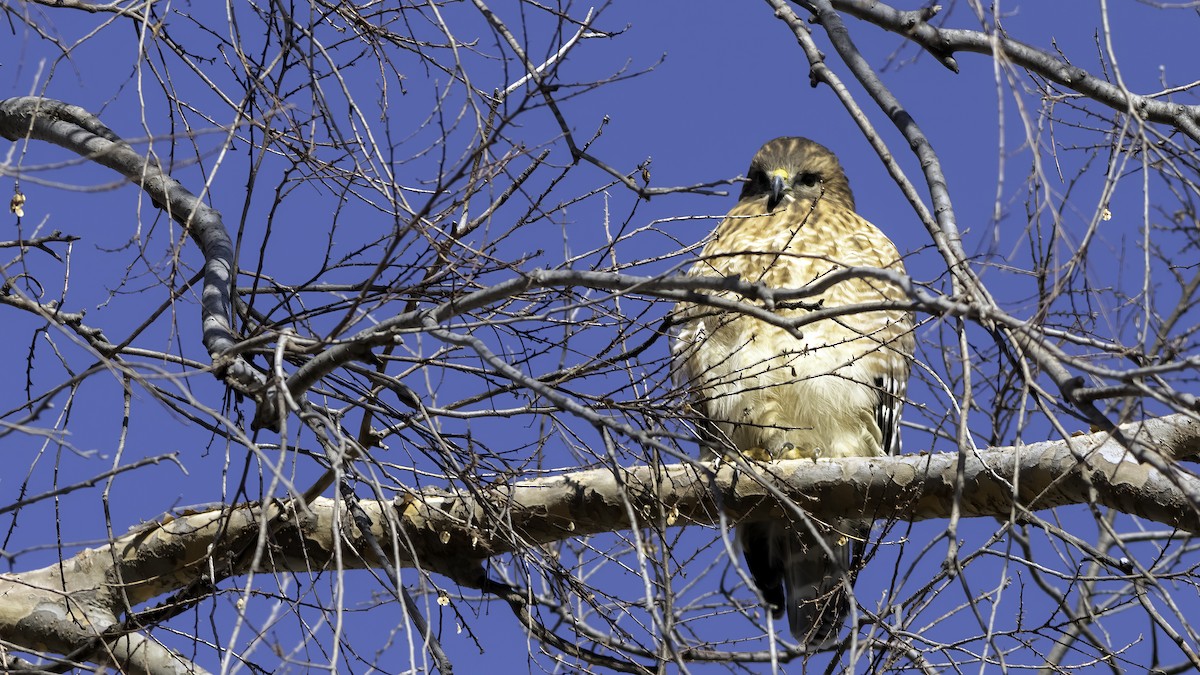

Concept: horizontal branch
[[284, 266, 909, 400], [399, 413, 1200, 564], [3, 415, 1197, 670]]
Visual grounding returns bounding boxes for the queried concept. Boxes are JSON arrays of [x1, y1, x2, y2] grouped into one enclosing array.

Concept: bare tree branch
[[825, 0, 1200, 142], [5, 2, 1200, 672], [0, 97, 271, 418], [2, 415, 1196, 671]]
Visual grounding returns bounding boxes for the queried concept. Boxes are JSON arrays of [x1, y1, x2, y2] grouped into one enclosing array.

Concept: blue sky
[[3, 1, 1199, 672]]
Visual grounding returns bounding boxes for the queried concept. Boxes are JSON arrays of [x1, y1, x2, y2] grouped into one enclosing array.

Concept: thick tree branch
[[0, 97, 272, 422], [2, 415, 1196, 670]]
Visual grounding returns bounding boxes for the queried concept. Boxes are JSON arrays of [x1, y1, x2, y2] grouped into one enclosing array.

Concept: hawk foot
[[739, 443, 822, 461]]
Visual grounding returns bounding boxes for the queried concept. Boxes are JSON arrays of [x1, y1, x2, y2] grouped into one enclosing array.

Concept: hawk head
[[738, 137, 855, 212]]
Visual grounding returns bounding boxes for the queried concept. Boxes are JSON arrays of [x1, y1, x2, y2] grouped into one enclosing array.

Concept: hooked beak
[[767, 169, 788, 211]]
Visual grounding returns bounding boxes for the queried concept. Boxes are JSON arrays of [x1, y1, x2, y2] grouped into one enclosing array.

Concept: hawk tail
[[741, 521, 860, 646]]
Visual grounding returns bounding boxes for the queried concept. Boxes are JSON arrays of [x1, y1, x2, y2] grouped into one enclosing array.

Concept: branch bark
[[2, 415, 1197, 670], [0, 97, 273, 424], [825, 0, 1200, 142]]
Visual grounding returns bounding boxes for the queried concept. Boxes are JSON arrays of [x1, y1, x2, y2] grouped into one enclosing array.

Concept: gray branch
[[827, 0, 1200, 142], [2, 415, 1196, 671], [0, 97, 271, 419]]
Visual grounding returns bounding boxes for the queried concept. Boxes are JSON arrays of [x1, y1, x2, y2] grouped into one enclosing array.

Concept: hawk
[[672, 137, 914, 644]]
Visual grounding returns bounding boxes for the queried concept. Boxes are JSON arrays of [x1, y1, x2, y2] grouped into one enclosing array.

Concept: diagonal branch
[[0, 97, 273, 421], [825, 0, 1200, 143]]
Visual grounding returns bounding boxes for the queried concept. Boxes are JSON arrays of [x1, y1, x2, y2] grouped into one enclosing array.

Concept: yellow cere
[[769, 168, 790, 181]]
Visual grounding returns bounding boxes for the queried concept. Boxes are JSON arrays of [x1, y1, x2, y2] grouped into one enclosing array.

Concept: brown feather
[[673, 137, 914, 644]]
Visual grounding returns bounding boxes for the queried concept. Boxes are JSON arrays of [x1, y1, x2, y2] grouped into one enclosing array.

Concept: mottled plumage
[[672, 137, 914, 644]]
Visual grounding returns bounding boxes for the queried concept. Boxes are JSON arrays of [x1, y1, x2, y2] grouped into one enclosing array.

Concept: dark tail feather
[[741, 521, 860, 645], [784, 529, 854, 645], [741, 522, 788, 618]]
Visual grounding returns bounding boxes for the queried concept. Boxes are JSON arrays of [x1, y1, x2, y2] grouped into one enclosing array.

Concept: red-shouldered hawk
[[673, 137, 914, 645]]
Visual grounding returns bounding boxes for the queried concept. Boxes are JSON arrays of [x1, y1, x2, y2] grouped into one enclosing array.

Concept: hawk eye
[[795, 172, 820, 187]]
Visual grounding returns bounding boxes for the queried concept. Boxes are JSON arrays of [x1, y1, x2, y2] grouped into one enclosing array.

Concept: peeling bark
[[1, 415, 1196, 671]]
